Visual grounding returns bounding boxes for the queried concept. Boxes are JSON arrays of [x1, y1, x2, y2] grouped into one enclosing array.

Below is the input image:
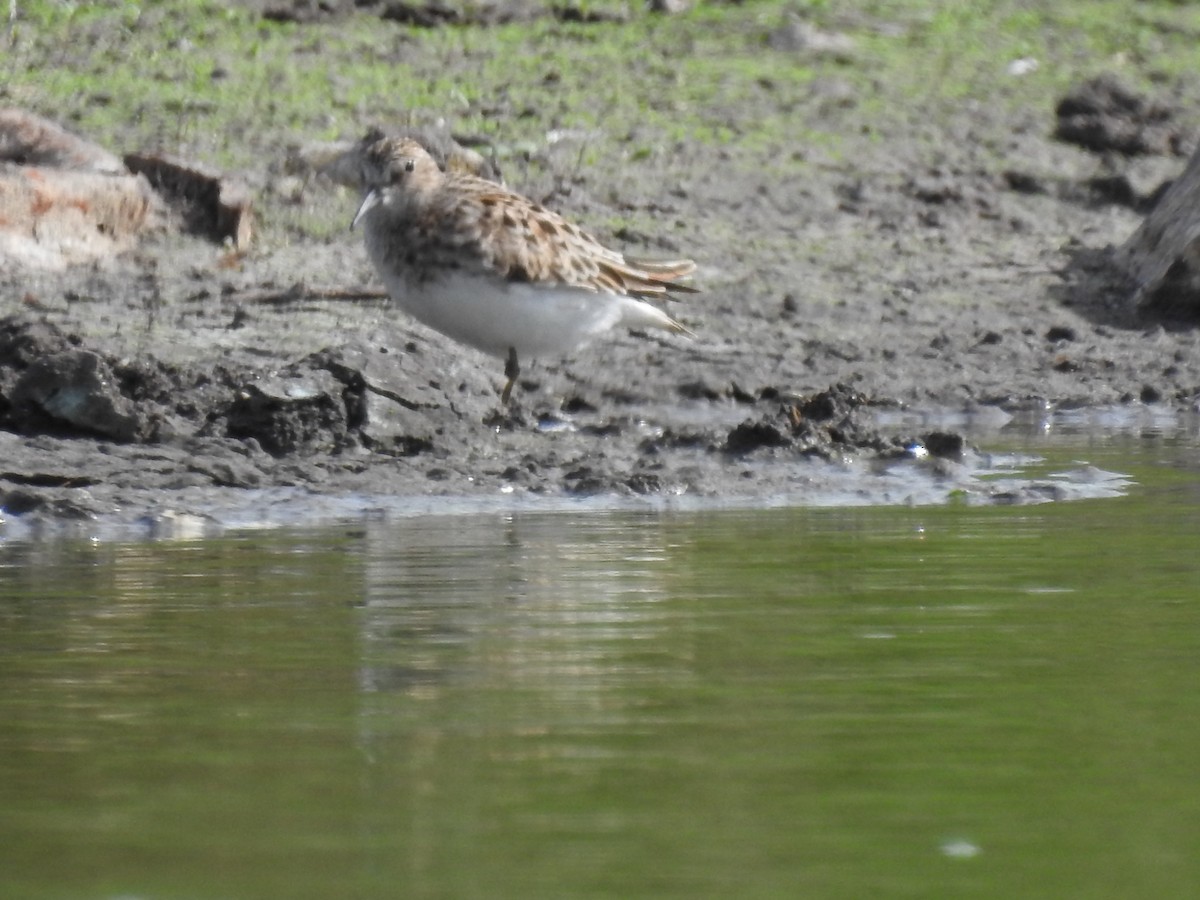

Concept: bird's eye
[[404, 159, 415, 173]]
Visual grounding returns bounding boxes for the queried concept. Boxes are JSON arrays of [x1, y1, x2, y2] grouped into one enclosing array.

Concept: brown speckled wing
[[420, 174, 696, 298]]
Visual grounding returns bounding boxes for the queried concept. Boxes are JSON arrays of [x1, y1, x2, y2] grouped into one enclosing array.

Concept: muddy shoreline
[[4, 9, 1200, 538]]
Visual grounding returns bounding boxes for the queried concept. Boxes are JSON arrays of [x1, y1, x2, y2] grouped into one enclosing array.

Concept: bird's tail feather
[[610, 257, 699, 298]]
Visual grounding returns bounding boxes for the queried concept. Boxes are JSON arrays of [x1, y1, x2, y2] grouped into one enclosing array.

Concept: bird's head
[[350, 137, 440, 230]]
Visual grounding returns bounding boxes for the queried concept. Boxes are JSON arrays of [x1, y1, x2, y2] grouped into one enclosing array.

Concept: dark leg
[[500, 347, 519, 405]]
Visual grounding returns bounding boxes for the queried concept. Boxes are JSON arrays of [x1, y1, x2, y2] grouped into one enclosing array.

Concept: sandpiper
[[350, 136, 697, 405]]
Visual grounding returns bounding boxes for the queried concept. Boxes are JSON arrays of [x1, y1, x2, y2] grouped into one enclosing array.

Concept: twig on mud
[[229, 285, 390, 306]]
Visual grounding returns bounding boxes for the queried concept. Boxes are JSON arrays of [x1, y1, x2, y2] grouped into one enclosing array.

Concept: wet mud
[[3, 14, 1200, 538]]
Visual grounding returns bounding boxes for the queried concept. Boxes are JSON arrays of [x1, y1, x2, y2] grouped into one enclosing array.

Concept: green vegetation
[[3, 0, 1196, 240], [7, 1, 1196, 154]]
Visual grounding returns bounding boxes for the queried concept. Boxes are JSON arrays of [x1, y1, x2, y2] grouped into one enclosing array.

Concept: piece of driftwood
[[124, 152, 254, 249], [0, 107, 124, 173], [227, 284, 390, 305], [0, 108, 158, 269], [1116, 142, 1200, 317], [0, 163, 157, 269]]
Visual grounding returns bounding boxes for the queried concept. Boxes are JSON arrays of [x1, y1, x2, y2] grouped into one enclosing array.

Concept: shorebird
[[350, 136, 696, 404]]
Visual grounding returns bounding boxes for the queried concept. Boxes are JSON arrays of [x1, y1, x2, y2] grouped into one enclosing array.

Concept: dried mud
[[3, 13, 1200, 539]]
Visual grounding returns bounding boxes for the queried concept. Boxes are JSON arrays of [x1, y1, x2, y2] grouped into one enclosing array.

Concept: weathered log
[[0, 108, 160, 268], [0, 107, 124, 173], [0, 164, 157, 269], [1116, 142, 1200, 317], [123, 152, 255, 249]]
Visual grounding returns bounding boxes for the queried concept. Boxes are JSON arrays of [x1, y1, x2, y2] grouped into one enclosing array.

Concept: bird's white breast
[[380, 268, 635, 361]]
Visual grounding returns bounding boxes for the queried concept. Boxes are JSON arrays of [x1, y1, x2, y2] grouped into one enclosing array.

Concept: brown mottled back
[[360, 137, 697, 298]]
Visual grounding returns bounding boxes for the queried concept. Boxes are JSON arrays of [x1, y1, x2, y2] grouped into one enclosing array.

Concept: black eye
[[404, 159, 415, 173]]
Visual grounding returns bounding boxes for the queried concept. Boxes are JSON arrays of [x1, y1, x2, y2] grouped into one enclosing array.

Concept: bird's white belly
[[382, 270, 628, 361]]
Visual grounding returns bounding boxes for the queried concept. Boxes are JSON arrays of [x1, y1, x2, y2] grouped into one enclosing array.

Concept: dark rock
[[225, 370, 349, 457], [9, 350, 140, 441]]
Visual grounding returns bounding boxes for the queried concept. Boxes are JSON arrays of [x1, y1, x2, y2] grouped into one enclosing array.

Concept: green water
[[2, 439, 1200, 899]]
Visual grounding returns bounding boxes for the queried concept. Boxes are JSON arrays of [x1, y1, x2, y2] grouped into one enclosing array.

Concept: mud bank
[[4, 6, 1200, 538], [5, 309, 1044, 540]]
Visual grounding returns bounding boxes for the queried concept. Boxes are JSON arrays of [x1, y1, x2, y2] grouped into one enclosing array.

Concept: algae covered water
[[2, 436, 1199, 899]]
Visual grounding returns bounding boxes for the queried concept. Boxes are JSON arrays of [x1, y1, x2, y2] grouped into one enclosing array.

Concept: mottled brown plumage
[[350, 136, 697, 404]]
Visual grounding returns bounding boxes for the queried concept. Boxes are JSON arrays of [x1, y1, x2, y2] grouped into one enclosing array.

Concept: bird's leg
[[500, 347, 519, 405]]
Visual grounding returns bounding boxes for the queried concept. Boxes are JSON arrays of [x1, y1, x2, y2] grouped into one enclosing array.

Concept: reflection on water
[[2, 439, 1200, 898], [358, 514, 684, 706]]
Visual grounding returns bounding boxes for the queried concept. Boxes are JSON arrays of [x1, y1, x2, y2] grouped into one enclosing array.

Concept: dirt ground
[[3, 8, 1199, 538]]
